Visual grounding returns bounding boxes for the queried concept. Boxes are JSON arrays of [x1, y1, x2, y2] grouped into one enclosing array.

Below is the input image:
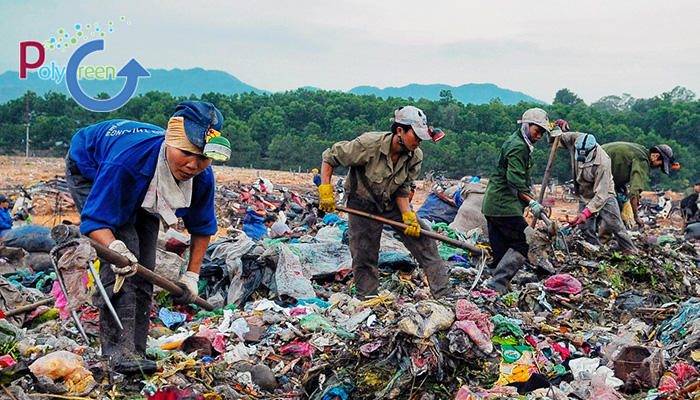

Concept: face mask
[[576, 148, 595, 162]]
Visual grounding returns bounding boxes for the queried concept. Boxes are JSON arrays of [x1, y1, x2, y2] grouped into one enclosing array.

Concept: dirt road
[[0, 156, 684, 233]]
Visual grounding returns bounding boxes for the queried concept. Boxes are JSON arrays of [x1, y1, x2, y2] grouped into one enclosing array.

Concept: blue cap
[[172, 101, 224, 148], [575, 134, 597, 162], [574, 133, 597, 151]]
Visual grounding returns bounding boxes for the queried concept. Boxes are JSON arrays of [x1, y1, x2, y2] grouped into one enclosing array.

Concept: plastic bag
[[0, 354, 16, 367], [495, 345, 537, 385], [545, 273, 582, 295], [158, 308, 188, 329], [222, 342, 256, 363], [147, 388, 203, 400], [657, 298, 700, 344], [340, 308, 372, 332], [398, 300, 455, 338], [670, 362, 698, 384], [275, 245, 315, 301], [455, 299, 494, 337], [589, 371, 624, 400], [359, 341, 383, 357], [313, 226, 344, 243], [228, 318, 250, 341], [569, 357, 600, 378], [299, 313, 354, 338], [57, 239, 96, 315], [280, 339, 315, 357], [490, 314, 525, 340], [600, 320, 648, 361], [658, 374, 678, 392], [454, 320, 493, 354], [29, 350, 94, 393]]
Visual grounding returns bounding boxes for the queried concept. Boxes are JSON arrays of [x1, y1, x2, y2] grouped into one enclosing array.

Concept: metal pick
[[88, 261, 123, 330]]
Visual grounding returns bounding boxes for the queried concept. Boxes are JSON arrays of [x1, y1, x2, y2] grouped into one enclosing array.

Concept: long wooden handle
[[530, 135, 561, 228], [4, 298, 54, 317], [88, 238, 215, 311], [336, 205, 488, 257]]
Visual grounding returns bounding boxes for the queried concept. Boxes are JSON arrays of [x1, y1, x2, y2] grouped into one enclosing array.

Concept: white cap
[[517, 107, 551, 133], [390, 106, 432, 141]]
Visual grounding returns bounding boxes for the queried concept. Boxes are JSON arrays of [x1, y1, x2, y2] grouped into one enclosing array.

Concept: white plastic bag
[[275, 245, 316, 300]]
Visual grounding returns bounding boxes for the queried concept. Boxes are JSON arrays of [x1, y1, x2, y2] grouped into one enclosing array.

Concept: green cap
[[204, 136, 232, 162]]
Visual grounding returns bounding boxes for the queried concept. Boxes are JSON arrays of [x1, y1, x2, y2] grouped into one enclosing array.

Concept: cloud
[[2, 0, 700, 103]]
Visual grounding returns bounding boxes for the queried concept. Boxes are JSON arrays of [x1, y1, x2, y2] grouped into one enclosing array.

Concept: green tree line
[[0, 87, 698, 191]]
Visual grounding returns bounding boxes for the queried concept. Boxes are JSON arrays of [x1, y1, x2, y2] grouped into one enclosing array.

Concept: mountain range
[[0, 68, 544, 105]]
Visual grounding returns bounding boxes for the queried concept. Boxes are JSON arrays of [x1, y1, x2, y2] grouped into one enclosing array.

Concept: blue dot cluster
[[41, 17, 130, 51]]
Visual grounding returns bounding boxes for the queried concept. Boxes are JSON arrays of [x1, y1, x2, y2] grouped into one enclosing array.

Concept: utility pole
[[25, 92, 30, 158]]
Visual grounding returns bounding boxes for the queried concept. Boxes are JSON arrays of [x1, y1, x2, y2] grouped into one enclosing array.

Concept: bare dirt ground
[[0, 156, 684, 235]]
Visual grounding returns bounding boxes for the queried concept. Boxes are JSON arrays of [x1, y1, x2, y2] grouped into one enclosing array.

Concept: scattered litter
[[2, 175, 699, 399]]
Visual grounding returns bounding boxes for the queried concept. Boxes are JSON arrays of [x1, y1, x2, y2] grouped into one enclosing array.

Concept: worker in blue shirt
[[0, 195, 12, 237], [312, 168, 322, 187], [65, 101, 231, 374]]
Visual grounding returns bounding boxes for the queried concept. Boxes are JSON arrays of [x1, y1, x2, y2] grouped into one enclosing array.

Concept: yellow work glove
[[402, 212, 420, 237], [318, 184, 336, 213]]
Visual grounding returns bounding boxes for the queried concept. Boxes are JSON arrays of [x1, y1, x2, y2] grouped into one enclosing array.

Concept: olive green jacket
[[322, 131, 421, 212], [601, 142, 650, 197], [482, 131, 534, 217]]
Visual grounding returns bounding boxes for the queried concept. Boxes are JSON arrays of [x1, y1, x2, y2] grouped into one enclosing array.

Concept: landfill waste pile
[[3, 176, 700, 400]]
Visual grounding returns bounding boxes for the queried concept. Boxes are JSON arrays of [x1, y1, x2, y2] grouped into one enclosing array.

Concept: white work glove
[[529, 199, 544, 219], [108, 240, 139, 293], [175, 270, 199, 304]]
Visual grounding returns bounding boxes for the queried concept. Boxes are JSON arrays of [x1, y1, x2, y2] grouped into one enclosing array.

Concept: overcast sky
[[2, 0, 700, 104]]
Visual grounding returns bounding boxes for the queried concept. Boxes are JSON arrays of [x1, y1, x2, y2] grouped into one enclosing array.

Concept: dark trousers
[[66, 155, 159, 359], [579, 198, 637, 253], [347, 205, 450, 299], [485, 215, 529, 267]]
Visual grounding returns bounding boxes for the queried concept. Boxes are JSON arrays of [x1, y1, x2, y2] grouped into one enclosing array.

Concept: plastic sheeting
[[416, 192, 459, 224], [314, 226, 345, 243], [657, 297, 700, 344], [288, 242, 352, 280], [0, 277, 32, 326], [3, 225, 56, 253], [685, 222, 700, 240], [449, 181, 488, 235], [153, 249, 187, 295], [242, 209, 267, 240], [200, 235, 259, 306]]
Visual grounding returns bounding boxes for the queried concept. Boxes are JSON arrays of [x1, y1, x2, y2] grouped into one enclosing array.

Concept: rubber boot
[[99, 279, 157, 375], [113, 358, 157, 375], [424, 265, 452, 299], [485, 248, 527, 293]]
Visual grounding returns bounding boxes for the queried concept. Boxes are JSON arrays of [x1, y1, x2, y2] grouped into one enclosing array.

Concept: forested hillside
[[0, 87, 698, 190]]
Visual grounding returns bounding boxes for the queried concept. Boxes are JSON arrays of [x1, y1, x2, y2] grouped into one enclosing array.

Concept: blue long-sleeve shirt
[[69, 120, 217, 236], [0, 208, 12, 233]]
